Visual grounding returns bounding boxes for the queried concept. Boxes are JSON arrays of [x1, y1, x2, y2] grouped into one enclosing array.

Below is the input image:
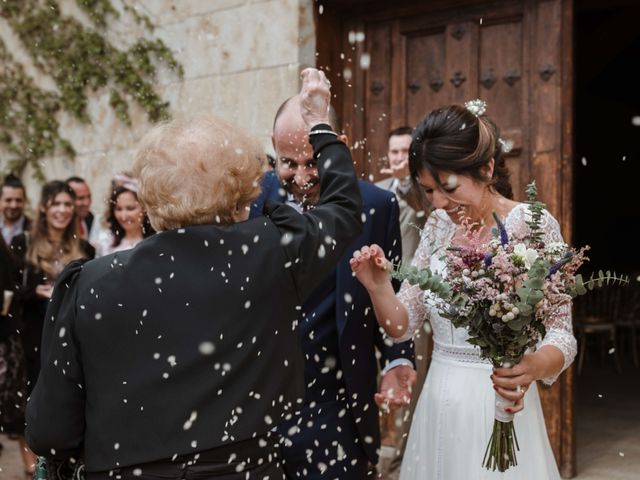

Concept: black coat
[[25, 128, 363, 473], [0, 237, 16, 340]]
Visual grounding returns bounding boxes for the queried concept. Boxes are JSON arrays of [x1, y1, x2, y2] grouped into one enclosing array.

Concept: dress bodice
[[396, 205, 577, 383]]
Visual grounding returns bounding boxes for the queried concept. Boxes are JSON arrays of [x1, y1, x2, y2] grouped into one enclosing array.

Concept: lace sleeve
[[394, 210, 453, 343], [506, 206, 578, 385]]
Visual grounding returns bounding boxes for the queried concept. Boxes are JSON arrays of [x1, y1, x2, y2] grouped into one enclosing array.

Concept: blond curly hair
[[133, 115, 266, 231]]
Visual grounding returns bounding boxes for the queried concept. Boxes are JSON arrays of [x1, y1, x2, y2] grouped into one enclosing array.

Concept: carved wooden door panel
[[343, 6, 530, 198], [318, 0, 574, 476]]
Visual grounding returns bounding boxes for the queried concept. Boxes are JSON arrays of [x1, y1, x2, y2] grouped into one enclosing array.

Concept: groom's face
[[273, 119, 321, 208]]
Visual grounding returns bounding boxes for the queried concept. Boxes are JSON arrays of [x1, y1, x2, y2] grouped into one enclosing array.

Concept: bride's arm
[[350, 213, 437, 340], [492, 209, 578, 411], [350, 244, 410, 338], [533, 210, 578, 384]]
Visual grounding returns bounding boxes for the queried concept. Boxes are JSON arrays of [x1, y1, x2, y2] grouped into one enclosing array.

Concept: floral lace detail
[[396, 209, 454, 344], [395, 204, 577, 385], [432, 341, 491, 365]]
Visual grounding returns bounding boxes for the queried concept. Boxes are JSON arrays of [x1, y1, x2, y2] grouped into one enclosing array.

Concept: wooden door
[[317, 0, 575, 476]]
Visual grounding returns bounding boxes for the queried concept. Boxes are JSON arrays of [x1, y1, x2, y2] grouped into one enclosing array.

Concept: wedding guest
[[66, 176, 94, 240], [10, 181, 95, 393], [25, 68, 363, 480], [350, 103, 577, 479], [376, 126, 428, 266], [0, 174, 31, 245], [95, 175, 155, 257], [9, 180, 94, 474], [251, 97, 416, 479]]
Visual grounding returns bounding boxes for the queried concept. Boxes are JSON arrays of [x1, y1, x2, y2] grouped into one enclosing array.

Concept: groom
[[252, 97, 416, 479]]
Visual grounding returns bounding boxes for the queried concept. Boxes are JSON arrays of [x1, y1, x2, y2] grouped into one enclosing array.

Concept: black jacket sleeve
[[25, 260, 87, 459], [265, 124, 363, 300]]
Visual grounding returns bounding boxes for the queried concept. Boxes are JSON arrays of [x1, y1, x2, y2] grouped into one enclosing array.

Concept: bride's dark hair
[[409, 104, 513, 199]]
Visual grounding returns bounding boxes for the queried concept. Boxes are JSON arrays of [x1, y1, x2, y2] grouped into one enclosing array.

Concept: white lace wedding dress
[[397, 204, 577, 480]]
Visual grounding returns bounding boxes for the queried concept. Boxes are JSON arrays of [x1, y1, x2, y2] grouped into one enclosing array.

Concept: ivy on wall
[[0, 0, 183, 180]]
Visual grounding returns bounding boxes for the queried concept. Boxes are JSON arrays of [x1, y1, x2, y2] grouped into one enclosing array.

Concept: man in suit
[[254, 97, 416, 479], [0, 174, 31, 245], [376, 127, 427, 266], [66, 176, 94, 240]]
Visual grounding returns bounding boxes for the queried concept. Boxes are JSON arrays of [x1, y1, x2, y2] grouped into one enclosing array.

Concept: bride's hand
[[490, 354, 538, 414], [349, 244, 391, 293]]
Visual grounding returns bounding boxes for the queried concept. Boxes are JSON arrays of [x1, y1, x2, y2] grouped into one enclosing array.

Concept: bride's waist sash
[[432, 340, 491, 366]]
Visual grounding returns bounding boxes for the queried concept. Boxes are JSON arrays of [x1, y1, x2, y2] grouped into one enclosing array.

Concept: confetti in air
[[183, 411, 198, 430], [445, 174, 459, 189], [360, 53, 371, 70]]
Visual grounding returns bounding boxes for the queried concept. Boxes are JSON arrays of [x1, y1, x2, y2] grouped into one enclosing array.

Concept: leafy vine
[[0, 0, 183, 179]]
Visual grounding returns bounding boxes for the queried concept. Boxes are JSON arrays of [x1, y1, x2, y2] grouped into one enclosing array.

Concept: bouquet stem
[[483, 392, 520, 471]]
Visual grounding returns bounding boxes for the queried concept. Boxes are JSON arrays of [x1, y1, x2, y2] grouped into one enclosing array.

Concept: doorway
[[574, 0, 640, 477]]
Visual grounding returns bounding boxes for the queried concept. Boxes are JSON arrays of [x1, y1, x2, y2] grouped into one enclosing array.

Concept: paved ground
[[0, 435, 29, 480], [2, 361, 638, 479], [573, 361, 640, 479]]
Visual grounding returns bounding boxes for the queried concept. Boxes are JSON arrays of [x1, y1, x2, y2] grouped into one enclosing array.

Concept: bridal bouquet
[[393, 182, 627, 472]]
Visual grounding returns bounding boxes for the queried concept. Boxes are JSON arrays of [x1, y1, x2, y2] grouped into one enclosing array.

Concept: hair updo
[[409, 104, 513, 199]]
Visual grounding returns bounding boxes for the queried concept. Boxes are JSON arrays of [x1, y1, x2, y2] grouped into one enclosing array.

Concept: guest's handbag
[[33, 457, 85, 480]]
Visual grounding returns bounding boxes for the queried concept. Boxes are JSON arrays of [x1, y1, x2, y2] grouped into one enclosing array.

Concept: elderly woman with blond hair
[[25, 68, 362, 480]]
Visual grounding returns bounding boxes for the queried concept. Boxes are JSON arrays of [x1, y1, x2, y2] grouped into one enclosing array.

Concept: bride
[[351, 103, 576, 479]]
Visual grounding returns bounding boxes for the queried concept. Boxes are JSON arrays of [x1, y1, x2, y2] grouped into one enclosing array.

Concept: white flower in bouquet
[[513, 243, 539, 269], [546, 241, 567, 255]]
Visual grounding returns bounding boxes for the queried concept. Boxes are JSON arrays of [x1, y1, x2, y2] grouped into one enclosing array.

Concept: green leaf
[[0, 1, 183, 180], [392, 264, 453, 300]]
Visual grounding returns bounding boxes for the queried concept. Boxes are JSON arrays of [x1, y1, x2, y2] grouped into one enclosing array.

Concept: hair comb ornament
[[112, 172, 139, 193], [464, 99, 487, 117], [498, 138, 514, 153]]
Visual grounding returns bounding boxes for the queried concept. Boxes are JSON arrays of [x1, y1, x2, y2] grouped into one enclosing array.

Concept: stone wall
[[0, 0, 316, 218]]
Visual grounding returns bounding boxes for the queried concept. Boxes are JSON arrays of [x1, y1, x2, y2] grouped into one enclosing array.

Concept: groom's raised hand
[[376, 364, 417, 412], [300, 67, 331, 129]]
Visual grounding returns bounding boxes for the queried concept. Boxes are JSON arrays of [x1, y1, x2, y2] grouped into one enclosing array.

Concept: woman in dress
[[0, 235, 31, 473], [350, 104, 577, 479], [9, 180, 94, 473], [96, 177, 154, 257], [11, 181, 95, 392]]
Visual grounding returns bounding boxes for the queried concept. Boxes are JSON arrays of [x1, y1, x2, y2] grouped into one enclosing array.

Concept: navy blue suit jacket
[[252, 172, 414, 463]]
